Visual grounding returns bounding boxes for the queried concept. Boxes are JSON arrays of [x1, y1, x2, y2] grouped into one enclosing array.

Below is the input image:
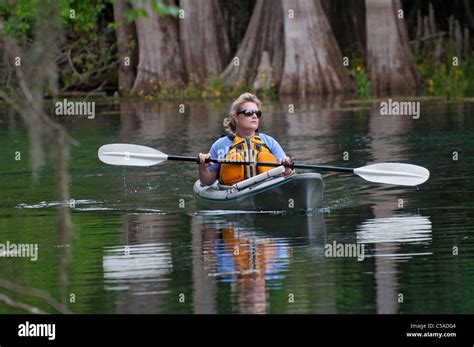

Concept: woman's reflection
[[202, 226, 292, 314]]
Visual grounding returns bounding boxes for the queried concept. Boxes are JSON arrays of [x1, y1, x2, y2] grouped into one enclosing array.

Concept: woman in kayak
[[198, 92, 295, 186]]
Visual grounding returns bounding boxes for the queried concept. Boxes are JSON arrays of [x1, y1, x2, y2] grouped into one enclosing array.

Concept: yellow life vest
[[219, 134, 278, 185]]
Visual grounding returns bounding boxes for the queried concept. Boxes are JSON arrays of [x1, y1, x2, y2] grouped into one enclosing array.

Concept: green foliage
[[464, 56, 474, 95], [258, 86, 278, 99], [0, 0, 38, 38], [352, 61, 371, 99], [123, 7, 148, 22], [416, 52, 474, 99], [0, 0, 119, 91], [66, 1, 106, 33], [432, 64, 464, 97], [134, 76, 256, 101], [0, 0, 107, 39], [201, 77, 226, 98], [0, 0, 180, 38], [151, 1, 179, 17], [123, 1, 180, 22]]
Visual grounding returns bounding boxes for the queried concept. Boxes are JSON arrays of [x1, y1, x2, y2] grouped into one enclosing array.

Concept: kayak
[[193, 172, 324, 211]]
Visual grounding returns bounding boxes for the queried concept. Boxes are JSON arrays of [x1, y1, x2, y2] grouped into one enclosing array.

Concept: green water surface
[[0, 97, 473, 314]]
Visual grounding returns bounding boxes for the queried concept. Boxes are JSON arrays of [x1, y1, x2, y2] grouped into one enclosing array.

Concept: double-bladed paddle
[[98, 143, 430, 186]]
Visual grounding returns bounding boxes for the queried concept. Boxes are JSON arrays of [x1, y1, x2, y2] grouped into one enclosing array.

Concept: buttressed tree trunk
[[130, 0, 184, 95], [322, 0, 366, 60], [279, 0, 351, 95], [113, 0, 138, 95], [179, 0, 230, 82], [365, 0, 419, 95], [220, 0, 284, 90]]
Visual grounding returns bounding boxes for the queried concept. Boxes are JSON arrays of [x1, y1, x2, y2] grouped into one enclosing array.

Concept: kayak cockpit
[[193, 172, 324, 212]]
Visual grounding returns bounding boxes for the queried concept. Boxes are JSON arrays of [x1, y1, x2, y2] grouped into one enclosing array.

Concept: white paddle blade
[[354, 163, 430, 186], [98, 144, 167, 166]]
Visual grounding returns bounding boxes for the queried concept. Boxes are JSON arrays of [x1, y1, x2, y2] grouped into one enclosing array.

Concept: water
[[0, 97, 473, 313]]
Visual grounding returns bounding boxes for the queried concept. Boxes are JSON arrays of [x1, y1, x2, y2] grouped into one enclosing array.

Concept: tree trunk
[[253, 51, 273, 92], [219, 0, 256, 55], [113, 0, 138, 95], [179, 0, 230, 82], [279, 0, 351, 95], [130, 0, 184, 95], [322, 0, 366, 60], [220, 0, 284, 90], [366, 0, 419, 96]]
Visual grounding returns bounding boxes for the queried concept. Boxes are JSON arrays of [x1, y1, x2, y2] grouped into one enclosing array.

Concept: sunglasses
[[237, 109, 262, 118]]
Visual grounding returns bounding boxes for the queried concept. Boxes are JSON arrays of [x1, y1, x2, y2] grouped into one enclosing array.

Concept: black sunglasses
[[237, 109, 262, 118]]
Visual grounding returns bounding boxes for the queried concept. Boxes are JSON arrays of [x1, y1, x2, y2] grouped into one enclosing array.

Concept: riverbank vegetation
[[1, 0, 473, 101]]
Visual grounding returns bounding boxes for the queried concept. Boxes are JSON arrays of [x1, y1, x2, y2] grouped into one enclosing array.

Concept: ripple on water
[[15, 199, 164, 214]]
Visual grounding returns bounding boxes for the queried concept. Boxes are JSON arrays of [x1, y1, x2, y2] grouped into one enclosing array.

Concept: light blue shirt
[[208, 133, 286, 172]]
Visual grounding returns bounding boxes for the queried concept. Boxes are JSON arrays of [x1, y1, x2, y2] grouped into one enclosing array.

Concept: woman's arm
[[261, 135, 295, 176], [198, 153, 218, 186]]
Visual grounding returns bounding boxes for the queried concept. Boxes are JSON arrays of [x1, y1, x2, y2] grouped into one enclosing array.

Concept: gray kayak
[[193, 173, 324, 211]]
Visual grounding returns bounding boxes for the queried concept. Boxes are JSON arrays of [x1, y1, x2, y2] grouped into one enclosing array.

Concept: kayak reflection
[[101, 212, 328, 313], [195, 212, 327, 314]]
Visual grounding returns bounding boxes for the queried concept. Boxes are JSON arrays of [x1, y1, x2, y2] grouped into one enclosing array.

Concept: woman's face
[[233, 101, 260, 133]]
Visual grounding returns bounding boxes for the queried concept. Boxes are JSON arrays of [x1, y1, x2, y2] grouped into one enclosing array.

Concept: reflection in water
[[101, 214, 177, 313], [364, 105, 425, 314], [194, 213, 326, 314], [279, 94, 349, 164], [356, 214, 432, 246], [100, 212, 327, 314], [3, 98, 473, 314], [203, 227, 291, 314], [103, 243, 172, 287], [356, 214, 432, 314], [206, 229, 291, 280]]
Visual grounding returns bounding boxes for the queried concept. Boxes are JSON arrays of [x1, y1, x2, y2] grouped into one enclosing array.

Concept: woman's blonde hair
[[223, 92, 262, 134]]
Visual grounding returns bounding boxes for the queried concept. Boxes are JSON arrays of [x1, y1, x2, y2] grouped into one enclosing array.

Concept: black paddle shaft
[[255, 161, 354, 173], [166, 155, 354, 173]]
